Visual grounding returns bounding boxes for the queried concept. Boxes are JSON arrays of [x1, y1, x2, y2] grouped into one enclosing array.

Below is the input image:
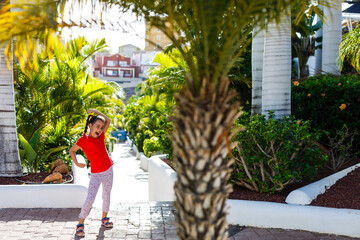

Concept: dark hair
[[84, 115, 106, 135]]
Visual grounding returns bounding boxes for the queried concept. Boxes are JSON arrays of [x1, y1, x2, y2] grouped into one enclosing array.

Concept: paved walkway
[[0, 142, 359, 240]]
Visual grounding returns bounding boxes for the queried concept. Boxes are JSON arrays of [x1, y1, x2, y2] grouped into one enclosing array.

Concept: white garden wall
[[148, 155, 176, 201], [147, 153, 360, 238], [227, 199, 360, 238], [0, 155, 89, 208], [140, 153, 148, 171], [126, 136, 140, 159], [286, 163, 360, 205]]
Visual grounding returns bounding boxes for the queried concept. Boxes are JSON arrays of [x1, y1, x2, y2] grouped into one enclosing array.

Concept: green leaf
[[29, 128, 41, 152], [41, 146, 67, 162], [19, 149, 25, 159], [18, 133, 37, 163]]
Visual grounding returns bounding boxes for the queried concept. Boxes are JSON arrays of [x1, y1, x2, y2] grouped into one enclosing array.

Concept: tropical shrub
[[291, 74, 360, 150], [143, 137, 161, 157], [122, 95, 173, 158], [15, 36, 124, 171], [231, 112, 327, 194], [143, 119, 173, 159], [324, 124, 358, 172], [121, 51, 184, 158], [228, 48, 252, 111], [18, 129, 66, 173]]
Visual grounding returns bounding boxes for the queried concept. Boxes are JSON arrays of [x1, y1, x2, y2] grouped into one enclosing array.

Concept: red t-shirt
[[76, 132, 113, 173]]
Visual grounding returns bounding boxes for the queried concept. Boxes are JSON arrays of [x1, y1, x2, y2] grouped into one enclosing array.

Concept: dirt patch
[[162, 158, 360, 210], [0, 172, 73, 185], [311, 166, 360, 209]]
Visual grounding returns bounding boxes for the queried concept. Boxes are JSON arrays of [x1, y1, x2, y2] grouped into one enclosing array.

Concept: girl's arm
[[87, 109, 111, 133], [69, 144, 87, 168]]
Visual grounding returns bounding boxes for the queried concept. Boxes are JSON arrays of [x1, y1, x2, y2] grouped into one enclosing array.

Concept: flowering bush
[[292, 74, 360, 150]]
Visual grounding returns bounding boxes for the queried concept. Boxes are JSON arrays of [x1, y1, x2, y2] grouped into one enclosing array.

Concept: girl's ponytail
[[84, 115, 93, 135]]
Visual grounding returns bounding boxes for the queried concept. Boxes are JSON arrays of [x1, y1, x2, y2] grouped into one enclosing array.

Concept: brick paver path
[[1, 202, 358, 240], [1, 143, 359, 239]]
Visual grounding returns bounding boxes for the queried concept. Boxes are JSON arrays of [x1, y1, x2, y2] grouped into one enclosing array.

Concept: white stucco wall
[[146, 150, 360, 238], [227, 199, 360, 238], [148, 155, 176, 201], [0, 155, 89, 208], [140, 153, 148, 172]]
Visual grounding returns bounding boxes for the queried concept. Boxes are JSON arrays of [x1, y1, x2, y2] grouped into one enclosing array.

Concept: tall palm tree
[[0, 0, 325, 238], [315, 5, 324, 75], [251, 2, 326, 118], [322, 0, 342, 75], [0, 0, 22, 177], [251, 28, 265, 115], [261, 14, 292, 118], [0, 0, 59, 176], [115, 2, 314, 239]]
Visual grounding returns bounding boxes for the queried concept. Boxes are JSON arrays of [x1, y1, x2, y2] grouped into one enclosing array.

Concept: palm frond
[[92, 0, 323, 96], [0, 1, 59, 68], [340, 26, 360, 73]]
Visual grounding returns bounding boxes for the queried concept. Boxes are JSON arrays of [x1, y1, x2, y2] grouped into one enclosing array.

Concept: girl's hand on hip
[[76, 163, 87, 168]]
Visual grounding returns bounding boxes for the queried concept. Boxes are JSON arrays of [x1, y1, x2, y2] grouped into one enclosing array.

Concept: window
[[107, 61, 116, 66], [156, 35, 161, 40], [107, 70, 118, 76], [119, 61, 127, 66], [124, 71, 132, 77], [146, 35, 149, 39], [157, 28, 161, 32], [145, 42, 149, 47]]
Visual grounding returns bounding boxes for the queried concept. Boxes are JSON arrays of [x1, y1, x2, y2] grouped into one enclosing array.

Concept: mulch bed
[[311, 166, 360, 209], [163, 157, 360, 210], [0, 172, 74, 185]]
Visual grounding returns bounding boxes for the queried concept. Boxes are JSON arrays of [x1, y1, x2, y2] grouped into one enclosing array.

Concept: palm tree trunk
[[0, 45, 22, 177], [171, 79, 239, 240], [261, 14, 291, 119], [315, 5, 324, 75], [251, 28, 265, 115], [322, 0, 342, 75]]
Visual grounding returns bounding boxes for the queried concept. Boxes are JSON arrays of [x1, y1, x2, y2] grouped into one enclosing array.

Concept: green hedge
[[292, 74, 360, 144]]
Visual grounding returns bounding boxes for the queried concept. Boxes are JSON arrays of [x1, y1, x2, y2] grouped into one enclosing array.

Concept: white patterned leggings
[[79, 166, 113, 219]]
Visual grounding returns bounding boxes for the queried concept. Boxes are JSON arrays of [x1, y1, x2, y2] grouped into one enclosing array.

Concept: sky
[[61, 2, 145, 53], [60, 2, 352, 53]]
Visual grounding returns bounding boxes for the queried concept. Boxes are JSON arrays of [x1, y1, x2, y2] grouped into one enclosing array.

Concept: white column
[[314, 25, 323, 75], [261, 14, 292, 119], [322, 0, 342, 75], [251, 27, 265, 115]]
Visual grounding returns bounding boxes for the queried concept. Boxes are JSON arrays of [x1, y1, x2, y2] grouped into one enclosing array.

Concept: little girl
[[69, 109, 114, 237]]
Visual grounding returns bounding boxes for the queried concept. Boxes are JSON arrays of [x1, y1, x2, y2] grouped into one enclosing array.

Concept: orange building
[[145, 22, 173, 51]]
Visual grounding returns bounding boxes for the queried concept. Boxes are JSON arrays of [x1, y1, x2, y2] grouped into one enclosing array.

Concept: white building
[[118, 44, 141, 58], [131, 51, 160, 78]]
